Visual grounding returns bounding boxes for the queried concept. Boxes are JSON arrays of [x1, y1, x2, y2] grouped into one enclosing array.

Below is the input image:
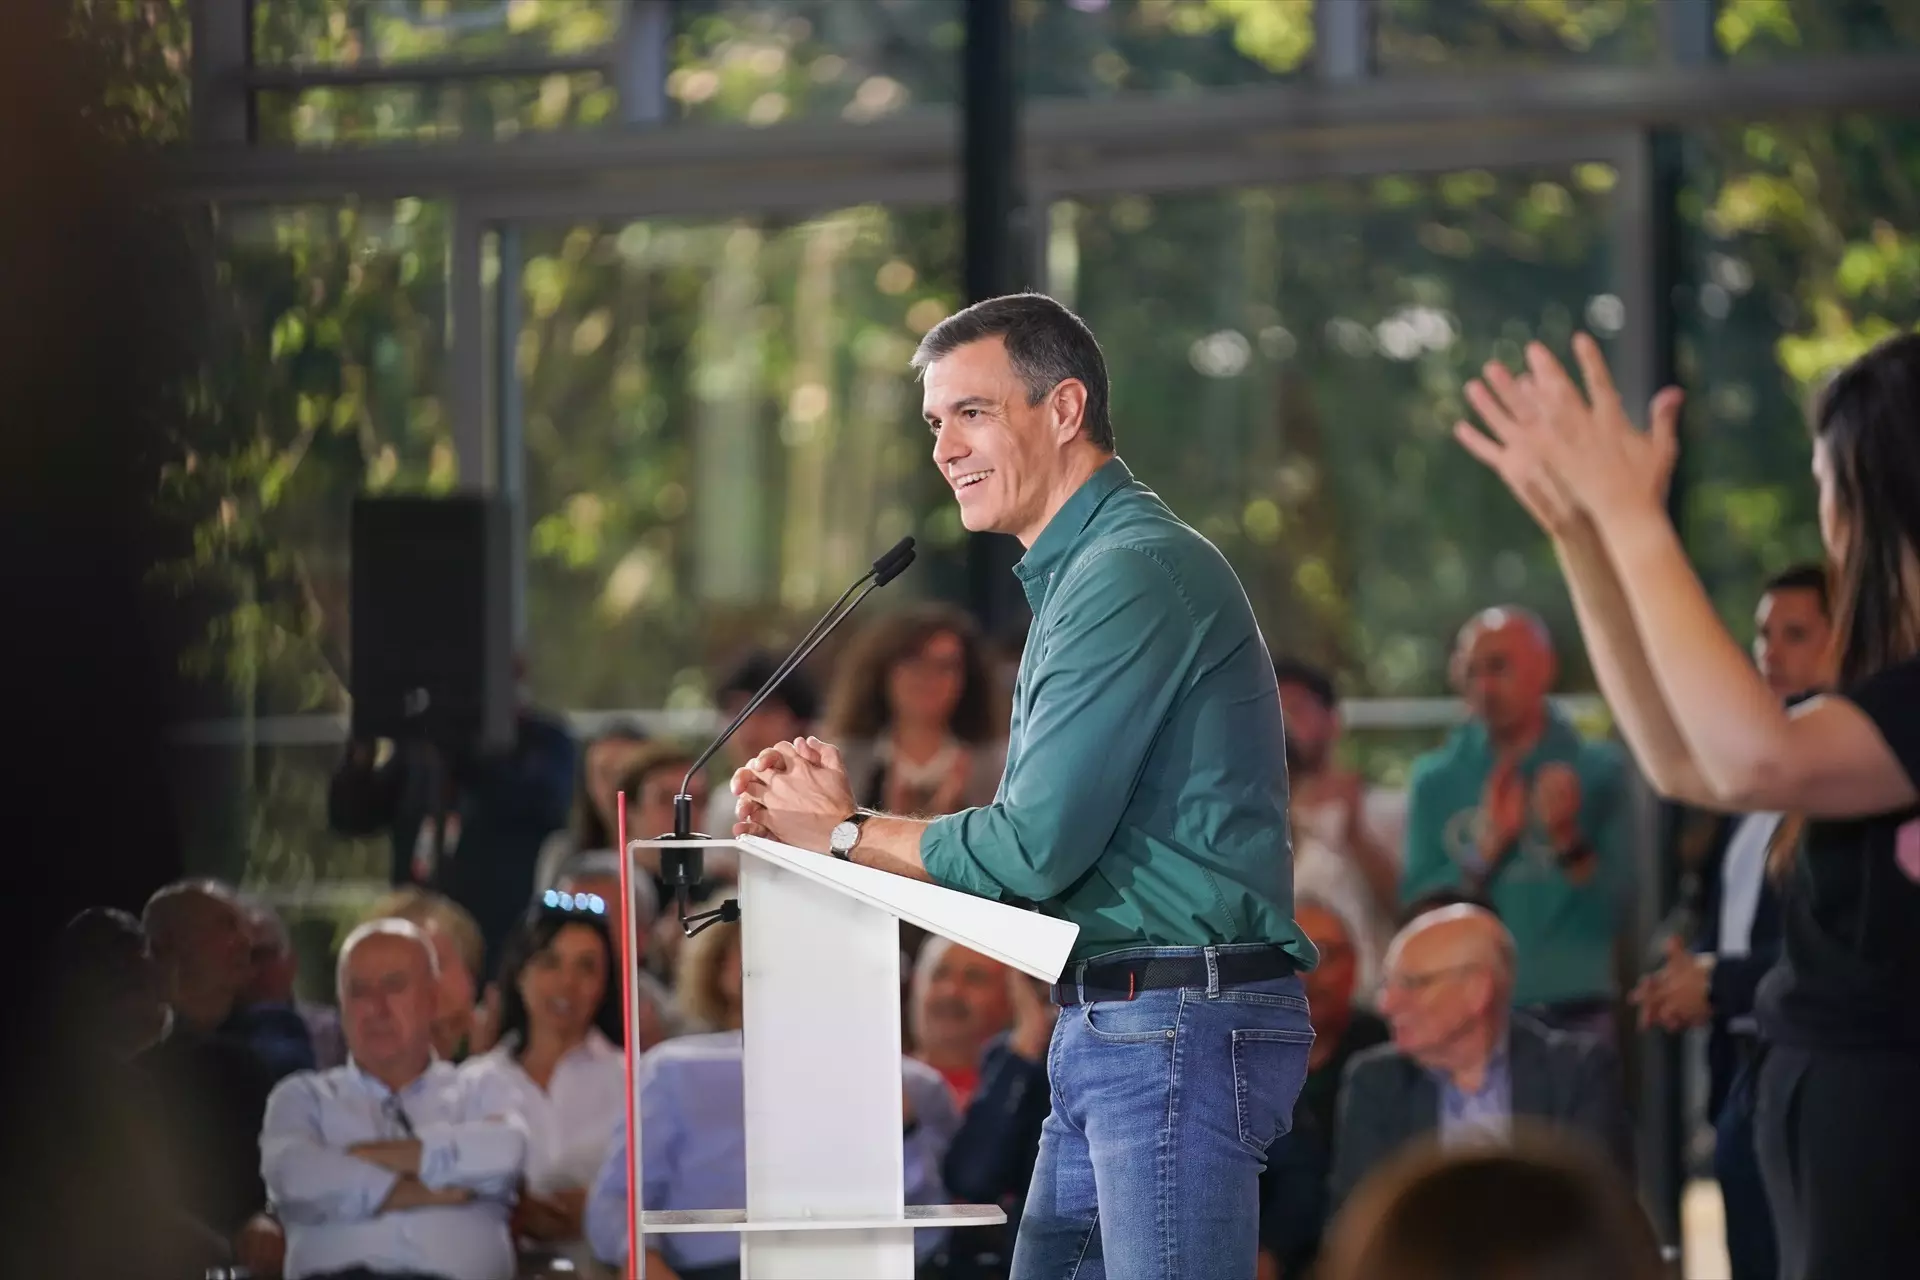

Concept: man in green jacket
[[1401, 608, 1634, 1037], [733, 293, 1316, 1280]]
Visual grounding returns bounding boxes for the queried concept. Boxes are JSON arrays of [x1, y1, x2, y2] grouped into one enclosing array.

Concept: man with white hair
[[260, 918, 529, 1280], [909, 938, 1015, 1107], [1330, 905, 1631, 1209]]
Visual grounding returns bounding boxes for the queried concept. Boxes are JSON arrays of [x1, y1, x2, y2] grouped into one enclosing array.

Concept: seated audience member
[[1274, 658, 1403, 997], [940, 972, 1059, 1280], [1258, 898, 1391, 1278], [139, 879, 276, 1239], [821, 603, 1008, 817], [586, 906, 956, 1280], [911, 938, 1016, 1107], [551, 848, 677, 1046], [702, 649, 822, 839], [1399, 886, 1498, 929], [227, 897, 336, 1079], [463, 901, 626, 1272], [1401, 608, 1632, 1039], [366, 887, 490, 1061], [534, 720, 653, 895], [1317, 1134, 1665, 1280], [261, 919, 529, 1280], [1331, 906, 1631, 1210], [51, 909, 231, 1277]]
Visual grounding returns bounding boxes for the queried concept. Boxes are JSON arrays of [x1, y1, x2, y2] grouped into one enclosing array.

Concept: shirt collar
[[1429, 1037, 1511, 1099], [345, 1054, 442, 1099], [1013, 455, 1133, 587]]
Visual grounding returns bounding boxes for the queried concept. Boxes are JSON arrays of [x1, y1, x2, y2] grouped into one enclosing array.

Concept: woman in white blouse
[[464, 900, 627, 1273]]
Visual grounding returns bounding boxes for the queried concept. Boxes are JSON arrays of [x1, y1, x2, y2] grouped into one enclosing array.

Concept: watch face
[[830, 820, 859, 851]]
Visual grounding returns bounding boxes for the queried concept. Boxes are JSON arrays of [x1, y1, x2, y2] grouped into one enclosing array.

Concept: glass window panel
[[1678, 114, 1920, 626], [170, 200, 452, 719], [172, 740, 390, 891], [1057, 163, 1618, 697], [256, 72, 616, 145], [1718, 0, 1920, 61], [669, 0, 962, 125], [253, 0, 623, 67], [518, 205, 962, 712], [1377, 0, 1660, 70], [1020, 0, 1314, 99]]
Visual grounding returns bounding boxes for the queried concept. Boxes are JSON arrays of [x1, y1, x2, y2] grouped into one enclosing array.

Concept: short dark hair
[[1763, 562, 1830, 616], [1319, 1137, 1666, 1280], [911, 293, 1114, 450], [1272, 657, 1337, 709], [717, 649, 819, 724]]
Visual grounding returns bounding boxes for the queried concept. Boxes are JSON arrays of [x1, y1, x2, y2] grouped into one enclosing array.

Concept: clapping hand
[[1455, 333, 1685, 535]]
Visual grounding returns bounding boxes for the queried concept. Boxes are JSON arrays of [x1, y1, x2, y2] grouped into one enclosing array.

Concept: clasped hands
[[731, 735, 860, 853], [1454, 332, 1685, 539], [1631, 934, 1715, 1032]]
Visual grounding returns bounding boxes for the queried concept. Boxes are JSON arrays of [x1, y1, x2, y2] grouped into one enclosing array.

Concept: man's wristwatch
[[828, 809, 874, 860]]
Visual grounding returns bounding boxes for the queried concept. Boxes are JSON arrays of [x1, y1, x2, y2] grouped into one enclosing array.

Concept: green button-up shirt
[[921, 457, 1316, 968]]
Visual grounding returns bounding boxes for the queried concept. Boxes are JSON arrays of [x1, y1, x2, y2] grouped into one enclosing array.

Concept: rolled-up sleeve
[[921, 548, 1196, 903], [414, 1072, 528, 1196], [261, 1076, 399, 1226]]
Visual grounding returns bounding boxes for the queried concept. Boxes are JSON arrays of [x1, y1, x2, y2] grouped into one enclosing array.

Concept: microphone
[[654, 536, 918, 927]]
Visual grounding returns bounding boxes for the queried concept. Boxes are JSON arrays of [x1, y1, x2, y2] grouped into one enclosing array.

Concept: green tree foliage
[[100, 0, 1920, 876], [1378, 0, 1660, 68]]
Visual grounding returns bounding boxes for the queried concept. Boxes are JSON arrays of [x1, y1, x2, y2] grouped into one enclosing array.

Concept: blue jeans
[[1010, 947, 1314, 1280]]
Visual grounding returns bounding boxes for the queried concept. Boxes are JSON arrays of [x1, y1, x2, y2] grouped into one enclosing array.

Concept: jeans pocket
[[1082, 992, 1184, 1043], [1232, 1027, 1314, 1154]]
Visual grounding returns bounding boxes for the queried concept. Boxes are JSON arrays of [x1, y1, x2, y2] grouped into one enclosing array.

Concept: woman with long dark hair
[[1456, 331, 1920, 1278], [820, 604, 1007, 818], [463, 900, 625, 1271]]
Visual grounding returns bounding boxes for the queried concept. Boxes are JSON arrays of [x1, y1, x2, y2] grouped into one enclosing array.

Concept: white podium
[[618, 834, 1078, 1280]]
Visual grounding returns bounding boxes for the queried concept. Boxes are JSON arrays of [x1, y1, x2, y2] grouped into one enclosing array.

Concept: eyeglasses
[[541, 889, 608, 915], [1380, 962, 1485, 995]]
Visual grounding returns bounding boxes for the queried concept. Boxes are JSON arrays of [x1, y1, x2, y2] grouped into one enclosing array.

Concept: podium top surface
[[630, 836, 1077, 983]]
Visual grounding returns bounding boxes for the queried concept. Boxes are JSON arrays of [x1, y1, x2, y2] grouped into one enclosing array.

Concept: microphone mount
[[657, 536, 917, 937]]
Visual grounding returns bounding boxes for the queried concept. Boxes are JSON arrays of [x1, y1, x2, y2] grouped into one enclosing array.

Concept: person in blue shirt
[[260, 918, 529, 1280], [585, 915, 955, 1280]]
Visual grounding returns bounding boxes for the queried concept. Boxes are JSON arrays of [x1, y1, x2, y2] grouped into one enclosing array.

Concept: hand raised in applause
[[1455, 334, 1685, 535]]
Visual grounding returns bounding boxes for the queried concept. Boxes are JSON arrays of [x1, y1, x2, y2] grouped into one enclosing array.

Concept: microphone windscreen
[[873, 543, 918, 587], [871, 535, 915, 581]]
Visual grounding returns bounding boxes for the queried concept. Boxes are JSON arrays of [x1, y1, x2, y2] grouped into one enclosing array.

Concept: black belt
[[1051, 947, 1296, 1007]]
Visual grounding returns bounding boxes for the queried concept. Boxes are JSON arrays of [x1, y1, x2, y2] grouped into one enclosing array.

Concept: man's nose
[[932, 430, 963, 468]]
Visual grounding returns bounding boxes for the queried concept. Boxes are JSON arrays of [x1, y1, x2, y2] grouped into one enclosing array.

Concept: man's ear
[[1048, 378, 1088, 445]]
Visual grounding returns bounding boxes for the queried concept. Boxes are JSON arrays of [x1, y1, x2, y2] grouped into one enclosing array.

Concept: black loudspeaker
[[349, 494, 514, 752]]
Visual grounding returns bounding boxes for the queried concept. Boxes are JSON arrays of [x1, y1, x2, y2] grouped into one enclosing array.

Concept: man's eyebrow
[[926, 394, 995, 420]]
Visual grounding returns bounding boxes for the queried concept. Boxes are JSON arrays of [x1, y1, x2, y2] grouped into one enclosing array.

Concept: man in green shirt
[[732, 293, 1316, 1280]]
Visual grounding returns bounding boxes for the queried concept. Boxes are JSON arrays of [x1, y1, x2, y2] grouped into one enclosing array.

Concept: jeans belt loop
[[1074, 961, 1086, 1007], [1204, 946, 1221, 996]]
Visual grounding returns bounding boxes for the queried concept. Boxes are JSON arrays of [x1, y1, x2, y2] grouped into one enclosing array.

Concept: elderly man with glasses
[[1329, 905, 1632, 1209]]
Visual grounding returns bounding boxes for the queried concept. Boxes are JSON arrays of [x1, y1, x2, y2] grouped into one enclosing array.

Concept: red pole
[[616, 789, 641, 1279]]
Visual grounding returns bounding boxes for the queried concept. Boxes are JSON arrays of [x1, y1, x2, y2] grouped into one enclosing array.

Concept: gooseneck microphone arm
[[654, 537, 917, 936]]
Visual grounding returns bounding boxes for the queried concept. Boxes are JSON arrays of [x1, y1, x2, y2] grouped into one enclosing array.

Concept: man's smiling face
[[922, 335, 1067, 546]]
